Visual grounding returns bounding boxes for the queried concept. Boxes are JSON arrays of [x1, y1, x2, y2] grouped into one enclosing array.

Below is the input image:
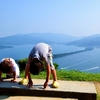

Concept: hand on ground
[[44, 81, 48, 89], [11, 79, 17, 83], [27, 80, 33, 88]]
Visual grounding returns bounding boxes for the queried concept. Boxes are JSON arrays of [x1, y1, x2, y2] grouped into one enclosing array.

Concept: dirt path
[[94, 82, 100, 94]]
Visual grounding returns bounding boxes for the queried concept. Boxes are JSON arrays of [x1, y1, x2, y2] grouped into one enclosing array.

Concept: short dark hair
[[30, 59, 43, 75], [0, 60, 13, 73]]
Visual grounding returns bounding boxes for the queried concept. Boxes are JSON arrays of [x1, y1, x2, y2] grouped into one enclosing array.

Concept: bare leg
[[51, 68, 57, 81]]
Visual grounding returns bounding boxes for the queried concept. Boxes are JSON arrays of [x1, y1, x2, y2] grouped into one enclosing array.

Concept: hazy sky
[[0, 0, 100, 37]]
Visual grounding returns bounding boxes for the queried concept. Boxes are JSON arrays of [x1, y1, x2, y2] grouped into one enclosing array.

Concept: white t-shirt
[[0, 58, 20, 77], [28, 42, 55, 69]]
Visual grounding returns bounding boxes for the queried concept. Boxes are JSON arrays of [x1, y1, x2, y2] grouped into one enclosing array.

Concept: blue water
[[54, 48, 100, 73], [0, 44, 100, 73]]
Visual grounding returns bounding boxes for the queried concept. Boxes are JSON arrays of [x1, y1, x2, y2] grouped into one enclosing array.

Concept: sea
[[0, 44, 100, 73]]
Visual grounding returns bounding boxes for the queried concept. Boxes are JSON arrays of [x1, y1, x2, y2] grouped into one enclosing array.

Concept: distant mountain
[[67, 34, 100, 48], [0, 33, 81, 45]]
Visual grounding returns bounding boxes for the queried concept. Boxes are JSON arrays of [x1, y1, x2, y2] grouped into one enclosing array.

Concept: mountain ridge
[[67, 34, 100, 48], [1, 33, 100, 49], [0, 33, 81, 45]]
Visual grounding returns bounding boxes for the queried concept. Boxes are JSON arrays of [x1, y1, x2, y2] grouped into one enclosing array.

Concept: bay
[[0, 44, 100, 73], [55, 48, 100, 73]]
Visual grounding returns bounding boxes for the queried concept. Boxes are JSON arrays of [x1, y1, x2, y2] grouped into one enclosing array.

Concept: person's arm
[[48, 52, 57, 82], [25, 63, 33, 87], [44, 64, 51, 89], [0, 71, 3, 82], [27, 71, 33, 88], [11, 71, 17, 82]]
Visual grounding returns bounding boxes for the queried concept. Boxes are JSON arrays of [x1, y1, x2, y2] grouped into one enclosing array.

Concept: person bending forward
[[19, 42, 59, 89]]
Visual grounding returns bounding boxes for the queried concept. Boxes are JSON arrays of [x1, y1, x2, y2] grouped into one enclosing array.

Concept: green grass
[[97, 94, 100, 100], [19, 70, 100, 82], [2, 69, 100, 82], [56, 70, 100, 82]]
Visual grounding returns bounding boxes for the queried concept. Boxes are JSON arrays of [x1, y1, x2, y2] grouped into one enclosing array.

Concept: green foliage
[[18, 58, 28, 72], [54, 63, 59, 69], [18, 58, 59, 72]]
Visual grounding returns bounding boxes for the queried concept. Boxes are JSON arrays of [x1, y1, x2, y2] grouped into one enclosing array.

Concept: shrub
[[18, 58, 59, 72], [18, 58, 28, 72]]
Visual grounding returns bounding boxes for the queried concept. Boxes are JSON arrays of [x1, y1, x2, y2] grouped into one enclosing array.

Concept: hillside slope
[[67, 34, 100, 48]]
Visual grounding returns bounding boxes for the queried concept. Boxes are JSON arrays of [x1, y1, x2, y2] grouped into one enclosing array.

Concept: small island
[[0, 45, 13, 49]]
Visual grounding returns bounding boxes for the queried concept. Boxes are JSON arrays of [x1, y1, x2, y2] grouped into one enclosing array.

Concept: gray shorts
[[48, 53, 55, 70]]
